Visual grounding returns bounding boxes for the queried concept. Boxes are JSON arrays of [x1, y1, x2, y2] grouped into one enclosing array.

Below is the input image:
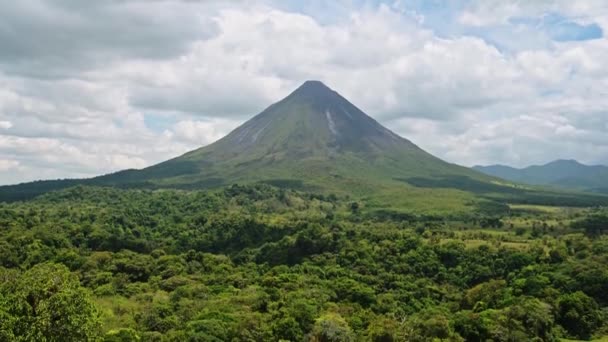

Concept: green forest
[[0, 185, 607, 341]]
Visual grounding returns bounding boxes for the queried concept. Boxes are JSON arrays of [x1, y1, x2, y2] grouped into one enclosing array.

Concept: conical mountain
[[0, 81, 493, 203], [200, 80, 417, 157], [3, 80, 608, 210], [100, 81, 489, 195]]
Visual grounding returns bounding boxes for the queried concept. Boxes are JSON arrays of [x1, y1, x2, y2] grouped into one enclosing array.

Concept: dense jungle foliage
[[0, 185, 607, 341]]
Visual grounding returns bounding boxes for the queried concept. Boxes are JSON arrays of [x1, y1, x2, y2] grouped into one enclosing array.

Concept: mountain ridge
[[474, 159, 608, 194]]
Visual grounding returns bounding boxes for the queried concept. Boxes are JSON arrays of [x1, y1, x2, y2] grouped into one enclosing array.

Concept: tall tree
[[0, 263, 101, 341]]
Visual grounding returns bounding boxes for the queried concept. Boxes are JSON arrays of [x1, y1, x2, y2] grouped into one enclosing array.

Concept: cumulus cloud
[[169, 119, 241, 145], [0, 0, 607, 184], [0, 0, 221, 78], [0, 160, 19, 172]]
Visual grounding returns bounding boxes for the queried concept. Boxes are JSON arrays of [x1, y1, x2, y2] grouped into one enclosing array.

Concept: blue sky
[[280, 0, 603, 43], [0, 0, 607, 184]]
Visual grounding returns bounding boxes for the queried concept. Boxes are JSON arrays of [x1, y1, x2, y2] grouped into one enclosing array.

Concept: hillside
[[474, 160, 608, 194]]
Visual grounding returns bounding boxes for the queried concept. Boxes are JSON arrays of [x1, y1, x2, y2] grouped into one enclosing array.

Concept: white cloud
[[0, 159, 18, 171], [169, 119, 240, 145]]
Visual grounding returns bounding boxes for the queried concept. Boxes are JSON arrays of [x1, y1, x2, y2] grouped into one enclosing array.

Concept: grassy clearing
[[439, 237, 531, 250], [509, 204, 566, 213]]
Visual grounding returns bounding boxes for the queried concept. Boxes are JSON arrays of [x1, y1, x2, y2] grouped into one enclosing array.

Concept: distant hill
[[474, 160, 608, 194], [2, 81, 608, 210]]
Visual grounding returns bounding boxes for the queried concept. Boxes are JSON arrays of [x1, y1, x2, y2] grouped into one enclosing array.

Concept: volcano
[[11, 80, 599, 211], [98, 80, 488, 193]]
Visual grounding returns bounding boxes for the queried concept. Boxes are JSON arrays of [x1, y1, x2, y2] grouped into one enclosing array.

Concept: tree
[[557, 291, 602, 340], [510, 298, 555, 341], [406, 309, 462, 342], [104, 328, 141, 342], [350, 202, 360, 214], [0, 292, 16, 341], [462, 279, 508, 311], [0, 263, 101, 341], [365, 317, 403, 342], [571, 214, 608, 237], [309, 313, 355, 342], [273, 316, 303, 341]]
